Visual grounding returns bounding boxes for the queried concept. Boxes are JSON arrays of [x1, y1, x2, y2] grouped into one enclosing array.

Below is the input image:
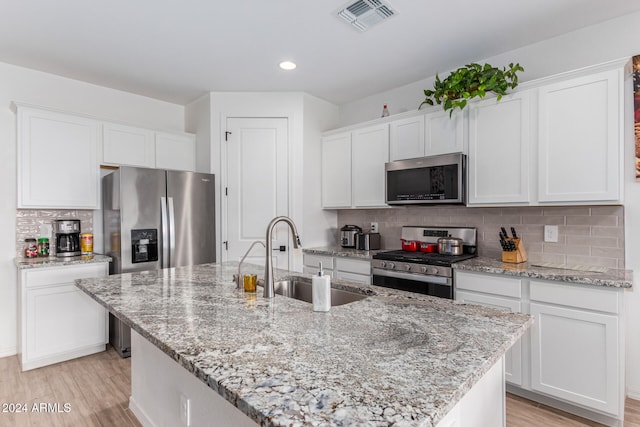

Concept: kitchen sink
[[273, 276, 368, 306]]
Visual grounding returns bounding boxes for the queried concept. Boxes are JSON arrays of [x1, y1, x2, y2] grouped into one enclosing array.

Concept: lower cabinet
[[454, 270, 624, 423], [303, 253, 371, 284], [18, 263, 109, 371]]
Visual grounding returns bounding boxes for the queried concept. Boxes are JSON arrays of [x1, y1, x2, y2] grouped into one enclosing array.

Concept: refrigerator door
[[119, 167, 166, 273], [166, 171, 216, 267]]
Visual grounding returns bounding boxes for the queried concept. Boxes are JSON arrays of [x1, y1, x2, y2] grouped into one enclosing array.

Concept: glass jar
[[24, 238, 38, 258], [37, 238, 49, 257]]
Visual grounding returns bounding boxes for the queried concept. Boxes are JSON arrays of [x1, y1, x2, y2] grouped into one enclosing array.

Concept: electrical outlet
[[544, 225, 559, 243], [180, 394, 191, 427], [370, 222, 378, 233]]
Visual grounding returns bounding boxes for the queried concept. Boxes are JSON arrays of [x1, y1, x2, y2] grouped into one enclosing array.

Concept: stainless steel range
[[372, 226, 477, 299]]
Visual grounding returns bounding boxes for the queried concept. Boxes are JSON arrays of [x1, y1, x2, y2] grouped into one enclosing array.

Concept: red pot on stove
[[401, 239, 419, 252], [419, 242, 438, 253]]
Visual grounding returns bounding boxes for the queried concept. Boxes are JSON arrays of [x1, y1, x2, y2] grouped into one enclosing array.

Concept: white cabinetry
[[351, 124, 389, 207], [389, 115, 424, 161], [102, 123, 155, 168], [529, 280, 622, 416], [455, 271, 523, 386], [303, 253, 371, 284], [322, 125, 388, 209], [425, 110, 465, 156], [321, 132, 352, 208], [18, 263, 109, 371], [537, 70, 621, 203], [467, 91, 531, 205], [15, 104, 100, 209], [155, 131, 196, 171]]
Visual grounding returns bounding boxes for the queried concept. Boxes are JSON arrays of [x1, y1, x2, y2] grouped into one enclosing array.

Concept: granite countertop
[[453, 256, 633, 289], [303, 246, 385, 259], [75, 261, 531, 427], [15, 254, 112, 270]]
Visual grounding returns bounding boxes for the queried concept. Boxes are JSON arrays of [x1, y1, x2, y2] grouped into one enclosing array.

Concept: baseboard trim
[[507, 385, 622, 427], [20, 344, 105, 371], [627, 391, 640, 401], [129, 396, 154, 427], [0, 346, 17, 358]]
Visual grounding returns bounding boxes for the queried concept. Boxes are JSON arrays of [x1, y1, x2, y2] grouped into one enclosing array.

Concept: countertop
[[75, 262, 531, 427], [15, 254, 112, 270], [303, 246, 385, 259], [453, 256, 633, 289]]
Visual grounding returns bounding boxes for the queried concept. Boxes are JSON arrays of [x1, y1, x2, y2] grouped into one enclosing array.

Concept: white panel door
[[155, 132, 196, 172], [538, 70, 620, 202], [530, 302, 619, 415], [321, 132, 352, 208], [352, 124, 389, 207], [17, 106, 100, 209], [226, 118, 288, 270], [425, 110, 465, 156], [468, 92, 531, 204], [389, 115, 425, 161], [102, 123, 155, 167]]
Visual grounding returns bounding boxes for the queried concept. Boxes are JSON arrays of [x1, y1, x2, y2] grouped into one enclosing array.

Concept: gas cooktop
[[373, 250, 477, 267]]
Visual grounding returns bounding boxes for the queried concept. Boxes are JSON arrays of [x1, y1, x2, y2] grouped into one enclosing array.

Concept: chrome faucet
[[264, 216, 301, 298]]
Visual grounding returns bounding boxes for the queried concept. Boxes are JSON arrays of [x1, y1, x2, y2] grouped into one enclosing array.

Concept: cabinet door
[[155, 132, 196, 171], [17, 106, 100, 209], [352, 124, 389, 207], [389, 115, 425, 161], [425, 110, 465, 156], [530, 302, 619, 415], [103, 122, 155, 167], [25, 284, 107, 362], [322, 132, 352, 208], [456, 290, 523, 386], [538, 70, 620, 203], [467, 92, 531, 204]]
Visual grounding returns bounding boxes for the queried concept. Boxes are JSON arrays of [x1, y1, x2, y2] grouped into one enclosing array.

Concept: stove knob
[[404, 264, 411, 272], [421, 266, 428, 273], [431, 267, 439, 275], [380, 261, 386, 268], [388, 262, 395, 269]]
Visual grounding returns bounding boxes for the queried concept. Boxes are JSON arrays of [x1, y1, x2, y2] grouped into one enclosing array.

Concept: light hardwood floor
[[1, 346, 639, 426]]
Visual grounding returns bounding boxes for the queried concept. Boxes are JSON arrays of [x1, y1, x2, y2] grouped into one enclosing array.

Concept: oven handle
[[372, 268, 452, 286]]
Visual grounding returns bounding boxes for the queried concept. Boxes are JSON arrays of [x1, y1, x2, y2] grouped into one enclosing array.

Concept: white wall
[[185, 93, 212, 174], [337, 10, 640, 397], [0, 61, 185, 357]]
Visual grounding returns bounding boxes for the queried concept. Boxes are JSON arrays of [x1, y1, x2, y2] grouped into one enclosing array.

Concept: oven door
[[372, 268, 453, 299]]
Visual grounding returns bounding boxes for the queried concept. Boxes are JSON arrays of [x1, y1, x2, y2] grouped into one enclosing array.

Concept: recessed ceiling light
[[279, 61, 297, 71]]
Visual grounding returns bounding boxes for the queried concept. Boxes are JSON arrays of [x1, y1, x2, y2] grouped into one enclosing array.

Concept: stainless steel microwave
[[385, 153, 466, 205]]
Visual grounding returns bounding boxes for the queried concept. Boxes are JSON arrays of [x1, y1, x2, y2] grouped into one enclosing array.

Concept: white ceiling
[[1, 1, 639, 106]]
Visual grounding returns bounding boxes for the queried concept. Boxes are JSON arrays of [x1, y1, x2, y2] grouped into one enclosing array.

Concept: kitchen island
[[75, 262, 532, 426]]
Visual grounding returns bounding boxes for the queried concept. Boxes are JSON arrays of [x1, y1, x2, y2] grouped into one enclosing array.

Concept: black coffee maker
[[53, 219, 81, 257]]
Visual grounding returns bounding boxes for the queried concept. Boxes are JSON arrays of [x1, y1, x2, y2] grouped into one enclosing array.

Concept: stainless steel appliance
[[385, 153, 466, 205], [340, 225, 362, 248], [103, 167, 216, 357], [372, 226, 477, 299], [356, 232, 381, 250], [53, 219, 81, 257]]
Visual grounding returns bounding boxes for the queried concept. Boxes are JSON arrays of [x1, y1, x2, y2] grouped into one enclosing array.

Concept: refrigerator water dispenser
[[131, 229, 158, 263]]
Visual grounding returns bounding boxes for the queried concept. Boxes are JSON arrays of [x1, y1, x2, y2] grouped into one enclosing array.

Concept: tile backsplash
[[338, 205, 625, 269], [16, 209, 94, 257]]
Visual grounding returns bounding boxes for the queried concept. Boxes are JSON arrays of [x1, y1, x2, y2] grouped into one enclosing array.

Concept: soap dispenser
[[312, 262, 331, 312]]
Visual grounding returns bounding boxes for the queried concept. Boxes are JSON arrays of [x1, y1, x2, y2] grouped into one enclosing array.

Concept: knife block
[[502, 238, 528, 264]]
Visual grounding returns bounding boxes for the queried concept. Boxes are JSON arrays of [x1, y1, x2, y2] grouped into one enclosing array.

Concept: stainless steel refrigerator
[[103, 166, 216, 357]]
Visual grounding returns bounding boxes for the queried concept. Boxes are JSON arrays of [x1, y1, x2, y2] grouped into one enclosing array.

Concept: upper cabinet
[[102, 122, 155, 168], [467, 91, 532, 205], [15, 104, 100, 209], [537, 70, 621, 203], [388, 110, 464, 161], [155, 132, 196, 172], [322, 125, 389, 209]]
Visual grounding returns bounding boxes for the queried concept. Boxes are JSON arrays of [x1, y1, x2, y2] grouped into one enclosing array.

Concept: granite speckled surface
[[75, 262, 531, 427], [453, 256, 633, 288], [15, 254, 112, 270], [303, 246, 384, 259]]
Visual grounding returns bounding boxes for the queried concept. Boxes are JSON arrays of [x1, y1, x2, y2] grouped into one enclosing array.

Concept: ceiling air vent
[[336, 0, 398, 32]]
